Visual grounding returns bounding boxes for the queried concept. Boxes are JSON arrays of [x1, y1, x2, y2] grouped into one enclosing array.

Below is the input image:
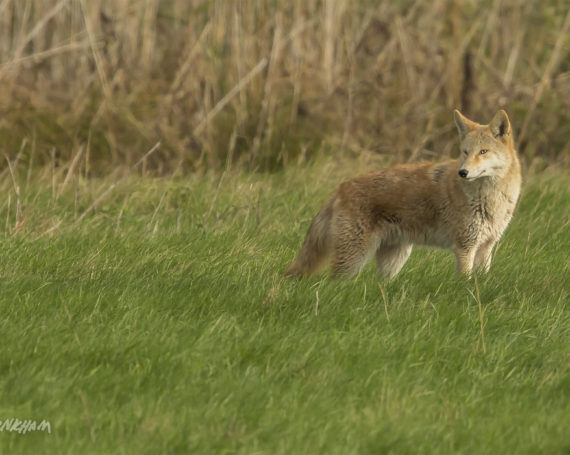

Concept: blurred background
[[0, 0, 568, 174]]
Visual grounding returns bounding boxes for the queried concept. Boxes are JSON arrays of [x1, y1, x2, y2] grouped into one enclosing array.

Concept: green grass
[[0, 160, 568, 454]]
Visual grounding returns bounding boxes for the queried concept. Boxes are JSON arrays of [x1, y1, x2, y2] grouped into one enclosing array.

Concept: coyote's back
[[285, 109, 521, 279]]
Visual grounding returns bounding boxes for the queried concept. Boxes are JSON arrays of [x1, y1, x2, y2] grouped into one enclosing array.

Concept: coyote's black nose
[[458, 169, 468, 178]]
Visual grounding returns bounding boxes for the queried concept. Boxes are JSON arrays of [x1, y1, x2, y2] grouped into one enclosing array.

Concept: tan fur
[[284, 110, 522, 279]]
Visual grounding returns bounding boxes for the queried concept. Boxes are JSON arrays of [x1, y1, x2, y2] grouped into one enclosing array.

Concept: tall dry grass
[[0, 0, 569, 173]]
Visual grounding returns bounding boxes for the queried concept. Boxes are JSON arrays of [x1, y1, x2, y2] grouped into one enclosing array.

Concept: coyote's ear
[[454, 110, 476, 138], [489, 110, 511, 139]]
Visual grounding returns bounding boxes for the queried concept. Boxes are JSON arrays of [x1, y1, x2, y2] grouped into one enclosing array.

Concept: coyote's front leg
[[454, 245, 476, 276], [473, 240, 496, 272]]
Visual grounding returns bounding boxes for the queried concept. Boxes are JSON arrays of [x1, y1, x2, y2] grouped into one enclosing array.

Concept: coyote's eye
[[479, 149, 488, 155], [463, 150, 468, 156]]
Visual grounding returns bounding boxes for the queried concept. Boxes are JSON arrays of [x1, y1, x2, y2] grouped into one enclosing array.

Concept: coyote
[[284, 110, 521, 279]]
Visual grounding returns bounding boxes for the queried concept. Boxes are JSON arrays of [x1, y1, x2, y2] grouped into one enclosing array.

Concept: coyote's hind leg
[[330, 217, 376, 278], [375, 243, 412, 279]]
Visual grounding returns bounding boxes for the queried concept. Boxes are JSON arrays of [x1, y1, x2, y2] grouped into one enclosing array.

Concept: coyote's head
[[454, 109, 515, 181]]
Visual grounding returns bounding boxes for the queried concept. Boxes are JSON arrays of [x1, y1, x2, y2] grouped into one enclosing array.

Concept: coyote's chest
[[467, 184, 519, 242]]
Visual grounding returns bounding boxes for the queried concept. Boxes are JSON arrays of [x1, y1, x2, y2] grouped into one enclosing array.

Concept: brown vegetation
[[0, 0, 569, 173]]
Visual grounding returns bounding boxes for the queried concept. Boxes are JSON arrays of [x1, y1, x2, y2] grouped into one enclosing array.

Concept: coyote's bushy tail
[[284, 196, 334, 278]]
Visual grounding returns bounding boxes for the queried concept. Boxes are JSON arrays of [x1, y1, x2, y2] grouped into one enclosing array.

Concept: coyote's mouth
[[464, 170, 487, 181]]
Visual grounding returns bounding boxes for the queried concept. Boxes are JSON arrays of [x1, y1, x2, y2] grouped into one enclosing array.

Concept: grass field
[[0, 157, 568, 454]]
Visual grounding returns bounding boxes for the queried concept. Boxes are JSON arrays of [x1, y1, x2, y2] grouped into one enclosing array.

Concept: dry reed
[[0, 0, 568, 173]]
